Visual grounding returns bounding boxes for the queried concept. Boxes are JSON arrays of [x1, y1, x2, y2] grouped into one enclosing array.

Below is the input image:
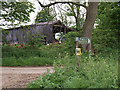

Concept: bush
[[27, 32, 45, 47], [60, 31, 81, 56], [92, 29, 119, 52]]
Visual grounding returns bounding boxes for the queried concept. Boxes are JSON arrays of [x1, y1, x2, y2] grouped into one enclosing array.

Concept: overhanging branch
[[37, 0, 87, 10]]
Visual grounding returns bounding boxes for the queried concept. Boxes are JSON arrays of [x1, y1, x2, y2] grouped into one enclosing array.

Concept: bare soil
[[1, 67, 53, 89]]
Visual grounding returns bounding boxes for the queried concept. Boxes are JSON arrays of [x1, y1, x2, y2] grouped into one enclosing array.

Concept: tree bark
[[82, 2, 98, 52], [76, 5, 81, 30]]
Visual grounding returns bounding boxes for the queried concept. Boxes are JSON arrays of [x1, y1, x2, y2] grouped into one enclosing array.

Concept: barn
[[2, 20, 74, 44]]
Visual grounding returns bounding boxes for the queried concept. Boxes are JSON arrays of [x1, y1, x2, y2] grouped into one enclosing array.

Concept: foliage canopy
[[0, 1, 35, 27]]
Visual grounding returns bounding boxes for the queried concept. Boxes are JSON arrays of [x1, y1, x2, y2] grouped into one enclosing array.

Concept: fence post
[[76, 37, 79, 72]]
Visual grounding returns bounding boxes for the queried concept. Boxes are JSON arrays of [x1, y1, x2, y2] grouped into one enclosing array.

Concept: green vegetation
[[0, 1, 34, 27], [1, 1, 119, 88], [35, 7, 54, 23], [2, 30, 118, 88], [25, 30, 119, 88], [27, 50, 118, 88], [2, 31, 80, 66], [2, 45, 63, 66]]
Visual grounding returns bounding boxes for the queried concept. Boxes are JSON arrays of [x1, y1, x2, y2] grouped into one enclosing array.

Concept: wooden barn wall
[[3, 24, 54, 44]]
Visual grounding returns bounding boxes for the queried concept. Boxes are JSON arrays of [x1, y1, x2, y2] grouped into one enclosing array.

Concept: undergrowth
[[27, 51, 118, 88]]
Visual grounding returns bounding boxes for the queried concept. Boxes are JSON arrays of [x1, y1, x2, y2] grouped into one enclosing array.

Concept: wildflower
[[21, 44, 24, 47], [17, 46, 19, 48]]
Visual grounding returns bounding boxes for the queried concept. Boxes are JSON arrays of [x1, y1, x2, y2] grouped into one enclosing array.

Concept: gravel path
[[1, 66, 53, 89]]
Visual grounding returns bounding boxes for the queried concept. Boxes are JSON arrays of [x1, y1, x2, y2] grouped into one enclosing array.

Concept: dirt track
[[1, 67, 53, 89]]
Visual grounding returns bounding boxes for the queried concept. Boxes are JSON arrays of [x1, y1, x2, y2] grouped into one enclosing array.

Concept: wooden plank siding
[[2, 20, 74, 44]]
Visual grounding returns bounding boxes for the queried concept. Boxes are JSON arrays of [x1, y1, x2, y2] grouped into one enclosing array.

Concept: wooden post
[[75, 37, 90, 72], [76, 37, 79, 72]]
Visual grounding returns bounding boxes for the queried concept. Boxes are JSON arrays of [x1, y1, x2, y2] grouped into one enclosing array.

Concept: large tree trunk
[[76, 17, 80, 30], [82, 2, 98, 52]]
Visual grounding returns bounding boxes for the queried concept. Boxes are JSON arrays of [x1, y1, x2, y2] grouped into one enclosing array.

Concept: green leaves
[[94, 2, 120, 51], [66, 12, 74, 16], [63, 76, 89, 88], [92, 28, 119, 51], [35, 8, 54, 23], [27, 31, 45, 47], [0, 1, 35, 26], [26, 51, 118, 88], [97, 2, 120, 30]]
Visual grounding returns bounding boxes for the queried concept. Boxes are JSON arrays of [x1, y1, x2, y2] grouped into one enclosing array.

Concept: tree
[[97, 2, 120, 30], [67, 3, 85, 31], [37, 0, 98, 52], [0, 1, 35, 27], [56, 3, 86, 31], [35, 7, 54, 23], [92, 2, 120, 49], [82, 2, 98, 52]]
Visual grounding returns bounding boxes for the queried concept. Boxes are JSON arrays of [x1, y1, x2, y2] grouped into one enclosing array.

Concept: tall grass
[[27, 49, 118, 88], [2, 44, 67, 66]]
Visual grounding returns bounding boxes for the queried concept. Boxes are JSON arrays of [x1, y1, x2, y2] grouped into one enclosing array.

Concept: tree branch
[[57, 4, 68, 13], [37, 0, 87, 10], [68, 3, 77, 19]]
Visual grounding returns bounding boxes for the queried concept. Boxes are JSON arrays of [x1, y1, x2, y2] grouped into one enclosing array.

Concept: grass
[[2, 57, 54, 66], [27, 53, 118, 88], [2, 44, 67, 66]]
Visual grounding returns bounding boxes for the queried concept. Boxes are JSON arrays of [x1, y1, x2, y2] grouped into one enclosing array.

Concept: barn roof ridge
[[4, 20, 63, 30], [34, 20, 62, 26]]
